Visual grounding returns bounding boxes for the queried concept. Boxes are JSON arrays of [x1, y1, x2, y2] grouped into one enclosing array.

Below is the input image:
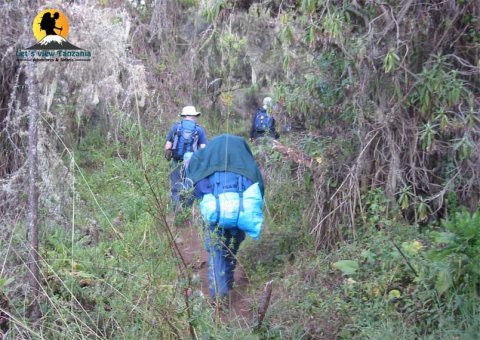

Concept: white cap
[[180, 106, 201, 116], [262, 97, 274, 110]]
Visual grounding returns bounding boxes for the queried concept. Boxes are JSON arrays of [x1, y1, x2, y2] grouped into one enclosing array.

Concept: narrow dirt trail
[[174, 222, 254, 327]]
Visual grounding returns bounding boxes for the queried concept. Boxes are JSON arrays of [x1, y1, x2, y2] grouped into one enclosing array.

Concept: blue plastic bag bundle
[[200, 182, 263, 240], [237, 183, 263, 239]]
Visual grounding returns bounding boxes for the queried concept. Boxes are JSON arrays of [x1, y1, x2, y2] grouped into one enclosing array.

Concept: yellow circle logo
[[32, 9, 70, 41]]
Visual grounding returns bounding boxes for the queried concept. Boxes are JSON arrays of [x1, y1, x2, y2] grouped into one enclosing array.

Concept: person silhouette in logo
[[39, 12, 62, 36]]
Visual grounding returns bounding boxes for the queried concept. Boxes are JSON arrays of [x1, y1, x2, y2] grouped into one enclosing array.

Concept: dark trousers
[[169, 161, 193, 209]]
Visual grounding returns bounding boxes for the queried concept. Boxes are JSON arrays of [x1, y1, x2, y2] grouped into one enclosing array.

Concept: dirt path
[[174, 223, 253, 326]]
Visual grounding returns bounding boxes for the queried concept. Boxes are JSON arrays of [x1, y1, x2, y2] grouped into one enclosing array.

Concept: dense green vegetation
[[4, 123, 479, 338]]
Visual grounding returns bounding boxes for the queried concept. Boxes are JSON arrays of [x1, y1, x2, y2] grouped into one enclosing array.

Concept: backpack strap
[[211, 172, 246, 226], [171, 122, 182, 151], [213, 172, 221, 225], [189, 123, 200, 152], [177, 121, 186, 153], [236, 175, 244, 223]]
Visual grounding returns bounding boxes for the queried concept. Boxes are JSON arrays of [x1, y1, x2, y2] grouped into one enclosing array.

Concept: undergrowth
[[2, 116, 479, 339], [1, 122, 262, 338], [249, 161, 480, 338]]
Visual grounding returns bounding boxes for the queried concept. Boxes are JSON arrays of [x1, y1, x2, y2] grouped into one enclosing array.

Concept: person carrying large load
[[186, 134, 264, 303]]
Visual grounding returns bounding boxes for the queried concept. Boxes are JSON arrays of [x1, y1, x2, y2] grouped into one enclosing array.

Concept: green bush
[[429, 209, 480, 297]]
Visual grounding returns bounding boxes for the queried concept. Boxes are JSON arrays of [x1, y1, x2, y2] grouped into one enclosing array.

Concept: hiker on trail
[[186, 134, 264, 303], [40, 12, 62, 36], [249, 96, 279, 141], [164, 106, 207, 209]]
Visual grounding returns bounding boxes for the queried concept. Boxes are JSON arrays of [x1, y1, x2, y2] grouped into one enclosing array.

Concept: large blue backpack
[[209, 172, 249, 225], [254, 108, 274, 132], [172, 120, 199, 161], [200, 171, 263, 239]]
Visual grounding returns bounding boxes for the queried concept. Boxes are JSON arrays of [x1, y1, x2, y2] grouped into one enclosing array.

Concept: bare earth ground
[[174, 222, 254, 327]]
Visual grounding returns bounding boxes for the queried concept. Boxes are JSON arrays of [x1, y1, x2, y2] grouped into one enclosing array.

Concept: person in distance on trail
[[186, 134, 264, 305], [164, 106, 207, 209], [249, 96, 280, 141]]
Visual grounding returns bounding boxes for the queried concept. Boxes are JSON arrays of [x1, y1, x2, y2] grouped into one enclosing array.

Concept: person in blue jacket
[[164, 106, 208, 209], [249, 97, 279, 140], [186, 134, 264, 303]]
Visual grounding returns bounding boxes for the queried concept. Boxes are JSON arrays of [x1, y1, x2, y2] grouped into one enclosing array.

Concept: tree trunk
[[26, 60, 40, 321]]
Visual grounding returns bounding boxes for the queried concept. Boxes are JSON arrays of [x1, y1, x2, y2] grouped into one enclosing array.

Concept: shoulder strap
[[213, 172, 221, 225], [171, 122, 182, 150], [236, 175, 244, 222], [210, 172, 247, 226], [191, 122, 199, 136]]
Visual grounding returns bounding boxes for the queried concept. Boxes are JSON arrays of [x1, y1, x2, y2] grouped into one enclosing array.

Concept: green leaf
[[283, 55, 290, 73], [398, 192, 410, 210], [416, 199, 431, 221], [454, 136, 473, 161], [361, 249, 376, 264], [433, 231, 456, 244], [280, 24, 294, 45], [420, 122, 436, 151], [384, 49, 400, 73], [301, 0, 317, 14], [0, 277, 14, 289], [71, 271, 97, 279], [388, 289, 401, 300], [435, 267, 453, 295], [332, 260, 359, 275], [307, 25, 316, 44]]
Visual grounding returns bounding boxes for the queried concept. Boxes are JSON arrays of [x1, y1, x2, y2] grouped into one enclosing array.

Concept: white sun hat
[[262, 97, 275, 110], [180, 106, 201, 116]]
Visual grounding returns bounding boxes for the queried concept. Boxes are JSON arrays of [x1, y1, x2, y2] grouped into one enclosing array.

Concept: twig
[[253, 280, 273, 331], [389, 235, 418, 277]]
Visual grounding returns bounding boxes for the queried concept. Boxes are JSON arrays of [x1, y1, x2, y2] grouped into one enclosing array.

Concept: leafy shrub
[[429, 209, 480, 297]]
